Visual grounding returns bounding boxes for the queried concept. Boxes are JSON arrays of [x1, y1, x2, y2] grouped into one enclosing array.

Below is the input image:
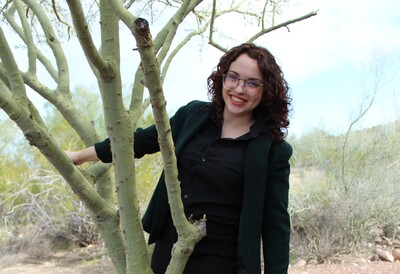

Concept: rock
[[330, 257, 343, 264], [358, 258, 368, 264], [376, 248, 394, 262], [393, 248, 400, 261], [382, 225, 395, 238], [370, 254, 380, 261], [374, 236, 383, 243], [382, 236, 392, 246], [294, 259, 307, 267], [307, 258, 318, 265]]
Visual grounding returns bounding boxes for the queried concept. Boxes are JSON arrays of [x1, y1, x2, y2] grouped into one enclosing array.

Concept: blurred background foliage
[[0, 87, 399, 262], [288, 121, 400, 260], [0, 87, 162, 255]]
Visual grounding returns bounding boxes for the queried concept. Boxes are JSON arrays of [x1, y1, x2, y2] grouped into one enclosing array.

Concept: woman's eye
[[247, 81, 259, 88], [228, 74, 239, 80]]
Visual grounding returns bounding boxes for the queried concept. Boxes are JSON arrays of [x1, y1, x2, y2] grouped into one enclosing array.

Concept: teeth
[[231, 96, 245, 103]]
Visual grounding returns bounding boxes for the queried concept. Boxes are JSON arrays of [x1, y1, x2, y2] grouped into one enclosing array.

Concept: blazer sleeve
[[262, 140, 292, 274], [93, 101, 200, 162], [94, 124, 160, 163]]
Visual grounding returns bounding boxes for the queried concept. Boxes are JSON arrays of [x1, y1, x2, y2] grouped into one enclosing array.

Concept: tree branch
[[97, 1, 150, 273], [248, 10, 318, 42], [107, 0, 137, 30], [161, 22, 210, 81], [14, 0, 37, 75], [66, 0, 110, 78], [132, 17, 206, 274], [152, 0, 202, 56], [0, 62, 10, 89], [0, 26, 28, 107], [22, 0, 70, 94], [3, 9, 58, 81]]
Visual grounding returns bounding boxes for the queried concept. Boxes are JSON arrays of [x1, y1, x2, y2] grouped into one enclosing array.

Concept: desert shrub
[[289, 122, 400, 261], [0, 170, 99, 257], [0, 104, 165, 259], [0, 104, 162, 255]]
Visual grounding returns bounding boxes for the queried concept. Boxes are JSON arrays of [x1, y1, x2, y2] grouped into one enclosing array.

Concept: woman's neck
[[221, 110, 254, 139]]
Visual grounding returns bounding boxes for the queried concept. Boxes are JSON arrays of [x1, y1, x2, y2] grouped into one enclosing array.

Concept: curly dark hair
[[207, 43, 292, 142]]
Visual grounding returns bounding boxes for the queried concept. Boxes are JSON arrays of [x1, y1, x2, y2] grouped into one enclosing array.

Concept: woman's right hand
[[65, 146, 99, 165]]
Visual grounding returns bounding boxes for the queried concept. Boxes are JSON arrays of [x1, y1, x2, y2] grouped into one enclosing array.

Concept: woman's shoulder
[[174, 100, 211, 117], [273, 139, 292, 150], [270, 139, 293, 160], [182, 100, 210, 110]]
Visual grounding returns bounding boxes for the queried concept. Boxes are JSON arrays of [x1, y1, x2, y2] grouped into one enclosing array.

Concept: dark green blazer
[[95, 100, 292, 274]]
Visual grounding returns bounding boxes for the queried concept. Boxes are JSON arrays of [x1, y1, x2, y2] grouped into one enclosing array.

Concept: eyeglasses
[[222, 73, 264, 95]]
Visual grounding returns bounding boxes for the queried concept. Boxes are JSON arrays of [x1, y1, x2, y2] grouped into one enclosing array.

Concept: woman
[[67, 43, 292, 274]]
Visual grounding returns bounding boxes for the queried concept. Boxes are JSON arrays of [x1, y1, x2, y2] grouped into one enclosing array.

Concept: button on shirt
[[178, 108, 266, 229]]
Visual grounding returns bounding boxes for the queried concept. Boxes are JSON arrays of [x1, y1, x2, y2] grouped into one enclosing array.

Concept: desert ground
[[0, 244, 399, 274]]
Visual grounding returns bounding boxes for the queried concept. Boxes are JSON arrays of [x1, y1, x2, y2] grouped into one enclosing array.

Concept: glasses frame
[[222, 73, 264, 96]]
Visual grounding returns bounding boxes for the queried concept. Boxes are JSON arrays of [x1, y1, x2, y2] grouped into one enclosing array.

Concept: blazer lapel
[[242, 136, 272, 273], [174, 106, 210, 157]]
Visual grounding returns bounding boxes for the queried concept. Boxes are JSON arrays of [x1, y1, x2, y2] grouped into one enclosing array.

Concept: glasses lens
[[223, 74, 238, 89], [245, 81, 262, 95]]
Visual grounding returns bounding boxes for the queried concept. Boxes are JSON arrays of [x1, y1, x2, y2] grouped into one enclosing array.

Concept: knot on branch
[[134, 18, 150, 35], [133, 18, 153, 49]]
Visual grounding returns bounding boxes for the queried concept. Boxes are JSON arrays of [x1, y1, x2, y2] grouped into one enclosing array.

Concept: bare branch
[[208, 0, 232, 52], [51, 0, 72, 39], [4, 11, 59, 81], [125, 0, 136, 10], [13, 0, 37, 75], [107, 0, 137, 33], [340, 52, 392, 194], [66, 0, 109, 78], [22, 0, 70, 94], [0, 62, 10, 89], [161, 22, 210, 80], [0, 26, 27, 105], [248, 10, 318, 43], [153, 0, 202, 60]]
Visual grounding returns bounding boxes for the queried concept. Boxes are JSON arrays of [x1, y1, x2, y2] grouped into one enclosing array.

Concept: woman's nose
[[234, 80, 246, 93]]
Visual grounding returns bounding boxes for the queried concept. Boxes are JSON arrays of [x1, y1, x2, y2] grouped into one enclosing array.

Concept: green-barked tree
[[0, 1, 317, 273]]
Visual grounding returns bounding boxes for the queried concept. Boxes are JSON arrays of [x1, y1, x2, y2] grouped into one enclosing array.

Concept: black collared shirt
[[178, 108, 266, 229]]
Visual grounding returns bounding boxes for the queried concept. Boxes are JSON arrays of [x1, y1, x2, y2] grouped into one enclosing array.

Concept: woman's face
[[222, 53, 263, 120]]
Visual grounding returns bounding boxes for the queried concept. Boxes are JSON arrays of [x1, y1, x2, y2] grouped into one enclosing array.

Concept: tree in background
[[287, 52, 400, 260], [0, 1, 317, 273]]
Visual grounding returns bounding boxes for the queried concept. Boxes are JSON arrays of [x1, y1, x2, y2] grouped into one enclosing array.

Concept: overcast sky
[[116, 0, 400, 136], [131, 0, 400, 137], [7, 0, 400, 137], [270, 0, 400, 136]]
